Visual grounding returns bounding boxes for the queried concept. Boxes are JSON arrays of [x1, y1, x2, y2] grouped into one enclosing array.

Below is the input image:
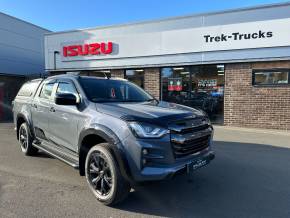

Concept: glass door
[[190, 65, 224, 123]]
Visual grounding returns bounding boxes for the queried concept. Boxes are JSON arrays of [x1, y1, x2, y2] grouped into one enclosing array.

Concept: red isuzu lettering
[[63, 42, 113, 57]]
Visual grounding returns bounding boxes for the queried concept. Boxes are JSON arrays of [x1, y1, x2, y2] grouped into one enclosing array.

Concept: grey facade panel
[[0, 12, 49, 39], [0, 13, 50, 76], [0, 59, 42, 76], [202, 47, 290, 64], [0, 29, 42, 52]]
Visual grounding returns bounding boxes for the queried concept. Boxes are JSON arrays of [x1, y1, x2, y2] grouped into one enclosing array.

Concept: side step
[[32, 140, 79, 169]]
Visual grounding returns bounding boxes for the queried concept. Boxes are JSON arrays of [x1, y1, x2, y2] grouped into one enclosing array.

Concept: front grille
[[169, 118, 211, 158], [171, 135, 210, 158], [178, 124, 210, 134]]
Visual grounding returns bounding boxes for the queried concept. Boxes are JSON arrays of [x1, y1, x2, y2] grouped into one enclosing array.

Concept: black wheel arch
[[78, 125, 133, 183]]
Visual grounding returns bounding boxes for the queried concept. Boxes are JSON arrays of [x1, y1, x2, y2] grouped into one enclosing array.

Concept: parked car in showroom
[[182, 91, 219, 114]]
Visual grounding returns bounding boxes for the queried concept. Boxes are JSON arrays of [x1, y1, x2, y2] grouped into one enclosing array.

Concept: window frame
[[252, 69, 290, 87]]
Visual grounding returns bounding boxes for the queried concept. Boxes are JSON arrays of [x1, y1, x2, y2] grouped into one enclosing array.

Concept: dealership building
[[0, 12, 49, 121], [27, 2, 290, 130]]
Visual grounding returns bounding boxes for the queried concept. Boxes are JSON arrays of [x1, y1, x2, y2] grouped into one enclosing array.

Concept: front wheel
[[85, 143, 131, 206]]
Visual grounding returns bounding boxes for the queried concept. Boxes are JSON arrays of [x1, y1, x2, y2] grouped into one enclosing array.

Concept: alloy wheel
[[19, 125, 28, 151], [87, 151, 113, 196]]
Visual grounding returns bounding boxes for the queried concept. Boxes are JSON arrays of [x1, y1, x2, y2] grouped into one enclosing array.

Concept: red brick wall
[[144, 68, 160, 99], [224, 61, 290, 130]]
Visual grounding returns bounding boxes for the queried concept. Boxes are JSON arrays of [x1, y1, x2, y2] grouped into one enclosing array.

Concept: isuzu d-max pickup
[[13, 74, 215, 205]]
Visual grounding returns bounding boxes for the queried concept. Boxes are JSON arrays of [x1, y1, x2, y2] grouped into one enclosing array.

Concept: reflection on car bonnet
[[111, 88, 116, 98]]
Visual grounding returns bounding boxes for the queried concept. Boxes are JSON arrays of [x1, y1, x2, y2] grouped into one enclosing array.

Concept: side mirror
[[55, 93, 78, 105]]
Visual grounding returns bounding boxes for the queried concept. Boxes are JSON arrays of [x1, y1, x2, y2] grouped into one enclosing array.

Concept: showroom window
[[125, 69, 145, 88], [160, 66, 191, 103], [161, 65, 225, 124], [253, 69, 290, 85]]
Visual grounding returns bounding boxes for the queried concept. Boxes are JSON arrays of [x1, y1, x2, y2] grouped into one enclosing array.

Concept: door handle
[[49, 107, 55, 112]]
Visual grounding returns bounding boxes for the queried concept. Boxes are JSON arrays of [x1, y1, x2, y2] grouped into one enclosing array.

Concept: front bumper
[[120, 122, 214, 182], [135, 150, 215, 181]]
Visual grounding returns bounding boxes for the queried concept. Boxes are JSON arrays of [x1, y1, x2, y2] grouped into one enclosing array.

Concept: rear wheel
[[18, 122, 38, 156], [85, 143, 131, 205]]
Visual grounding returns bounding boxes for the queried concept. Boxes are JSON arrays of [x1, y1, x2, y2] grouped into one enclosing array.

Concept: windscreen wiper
[[146, 98, 159, 104]]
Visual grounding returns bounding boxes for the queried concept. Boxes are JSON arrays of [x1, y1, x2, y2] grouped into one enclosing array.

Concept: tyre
[[18, 122, 38, 156], [85, 143, 131, 206]]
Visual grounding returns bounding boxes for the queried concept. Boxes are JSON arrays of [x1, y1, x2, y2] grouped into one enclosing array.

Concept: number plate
[[187, 158, 209, 172]]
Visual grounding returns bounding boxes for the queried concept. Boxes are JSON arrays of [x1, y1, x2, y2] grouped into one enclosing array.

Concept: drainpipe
[[53, 51, 60, 71]]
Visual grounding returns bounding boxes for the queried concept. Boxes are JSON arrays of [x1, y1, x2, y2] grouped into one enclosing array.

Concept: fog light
[[142, 149, 148, 155], [142, 158, 147, 165]]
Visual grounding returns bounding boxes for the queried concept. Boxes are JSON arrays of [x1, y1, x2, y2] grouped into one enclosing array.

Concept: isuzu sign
[[63, 42, 113, 57]]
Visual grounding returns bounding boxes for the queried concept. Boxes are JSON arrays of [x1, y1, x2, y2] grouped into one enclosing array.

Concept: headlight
[[128, 122, 168, 138], [198, 110, 211, 125], [203, 116, 211, 125]]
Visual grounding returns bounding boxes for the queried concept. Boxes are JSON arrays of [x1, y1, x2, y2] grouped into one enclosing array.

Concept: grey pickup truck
[[13, 74, 215, 205]]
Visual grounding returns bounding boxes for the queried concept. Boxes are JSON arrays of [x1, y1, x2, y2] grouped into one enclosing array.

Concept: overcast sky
[[0, 0, 288, 31]]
